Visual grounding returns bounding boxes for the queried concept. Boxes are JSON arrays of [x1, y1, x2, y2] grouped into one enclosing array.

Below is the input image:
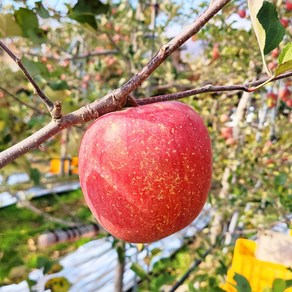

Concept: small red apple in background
[[238, 9, 246, 18], [267, 92, 277, 108], [271, 48, 279, 58], [279, 87, 291, 102], [286, 0, 292, 11], [212, 43, 220, 61], [267, 92, 277, 101], [286, 99, 292, 107], [220, 127, 233, 139], [78, 101, 212, 243], [281, 18, 289, 28], [264, 158, 275, 166], [268, 61, 277, 71]]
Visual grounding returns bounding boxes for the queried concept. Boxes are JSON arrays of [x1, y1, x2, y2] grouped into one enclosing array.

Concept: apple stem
[[127, 94, 140, 107]]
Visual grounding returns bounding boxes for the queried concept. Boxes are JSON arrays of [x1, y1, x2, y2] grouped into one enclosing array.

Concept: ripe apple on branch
[[79, 101, 212, 243]]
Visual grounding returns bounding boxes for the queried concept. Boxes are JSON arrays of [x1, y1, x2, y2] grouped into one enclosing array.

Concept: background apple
[[238, 9, 246, 18], [78, 101, 212, 243], [286, 0, 292, 11], [271, 48, 279, 58], [279, 87, 291, 102], [212, 43, 220, 60], [281, 18, 289, 28]]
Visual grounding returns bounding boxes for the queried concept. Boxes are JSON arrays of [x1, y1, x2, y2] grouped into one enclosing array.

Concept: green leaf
[[250, 43, 292, 91], [15, 8, 39, 37], [272, 279, 287, 292], [22, 57, 49, 76], [257, 1, 285, 55], [248, 1, 285, 74], [36, 256, 52, 274], [274, 174, 287, 186], [0, 14, 22, 37], [248, 0, 267, 74], [274, 43, 292, 76], [30, 168, 41, 185], [285, 280, 292, 289], [130, 263, 148, 279], [14, 8, 47, 43], [27, 28, 48, 44], [68, 0, 110, 30], [68, 13, 97, 30], [72, 0, 110, 15], [275, 61, 292, 77], [150, 248, 162, 257], [279, 43, 292, 64], [232, 273, 251, 292], [263, 288, 273, 292], [35, 1, 50, 18]]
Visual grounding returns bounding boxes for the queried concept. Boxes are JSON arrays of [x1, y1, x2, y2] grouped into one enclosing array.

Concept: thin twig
[[0, 86, 46, 115], [27, 49, 118, 61], [127, 94, 140, 107], [0, 41, 55, 112], [136, 71, 292, 105], [19, 200, 80, 227]]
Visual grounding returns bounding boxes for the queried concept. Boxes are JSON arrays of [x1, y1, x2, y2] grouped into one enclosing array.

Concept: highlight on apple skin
[[78, 101, 212, 243]]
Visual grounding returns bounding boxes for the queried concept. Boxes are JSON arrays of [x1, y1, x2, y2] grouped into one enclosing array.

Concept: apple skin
[[281, 18, 289, 28], [238, 9, 246, 18], [279, 87, 291, 102], [212, 44, 220, 60], [78, 101, 212, 243], [286, 0, 292, 11]]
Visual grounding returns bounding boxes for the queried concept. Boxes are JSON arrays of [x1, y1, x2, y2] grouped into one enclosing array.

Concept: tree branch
[[0, 86, 46, 115], [0, 41, 55, 113], [136, 71, 292, 105], [27, 49, 118, 61], [1, 70, 290, 169], [0, 0, 238, 169]]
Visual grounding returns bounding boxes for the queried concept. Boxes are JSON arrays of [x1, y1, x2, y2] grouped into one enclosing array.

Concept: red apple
[[212, 43, 220, 60], [271, 48, 279, 58], [268, 61, 277, 71], [286, 99, 292, 107], [78, 101, 212, 243], [279, 87, 291, 102], [220, 127, 233, 139], [267, 99, 276, 108], [267, 92, 277, 101], [286, 0, 292, 11], [281, 18, 289, 28], [238, 9, 246, 18]]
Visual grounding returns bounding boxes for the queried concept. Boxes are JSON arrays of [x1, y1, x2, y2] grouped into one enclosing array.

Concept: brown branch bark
[[0, 0, 253, 169], [136, 71, 292, 105], [1, 70, 290, 169]]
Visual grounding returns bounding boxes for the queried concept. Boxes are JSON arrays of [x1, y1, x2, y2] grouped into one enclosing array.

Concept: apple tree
[[0, 0, 292, 290]]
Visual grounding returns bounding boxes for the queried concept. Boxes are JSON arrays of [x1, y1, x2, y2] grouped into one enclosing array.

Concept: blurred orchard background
[[0, 0, 291, 291]]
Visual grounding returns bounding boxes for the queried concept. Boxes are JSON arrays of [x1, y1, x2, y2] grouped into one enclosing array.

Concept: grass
[[0, 189, 94, 285]]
